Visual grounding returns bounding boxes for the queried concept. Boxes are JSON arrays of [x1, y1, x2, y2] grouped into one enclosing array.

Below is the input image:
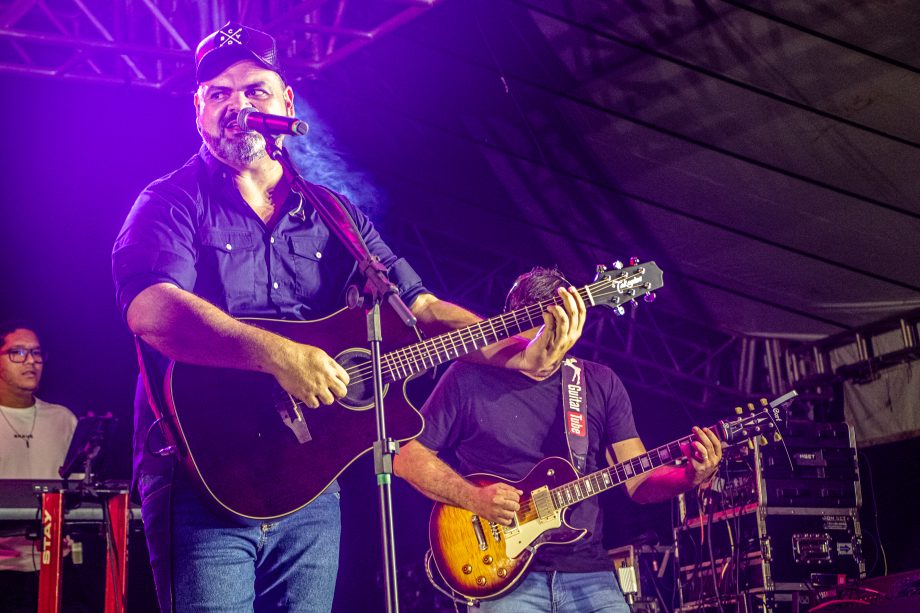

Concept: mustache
[[221, 112, 240, 130]]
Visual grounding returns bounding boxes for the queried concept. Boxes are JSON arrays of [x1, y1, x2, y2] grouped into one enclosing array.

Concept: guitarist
[[394, 267, 724, 612], [111, 23, 586, 613]]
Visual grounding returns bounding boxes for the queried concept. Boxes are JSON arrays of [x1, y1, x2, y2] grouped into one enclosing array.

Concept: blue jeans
[[139, 471, 341, 612], [471, 570, 630, 613]]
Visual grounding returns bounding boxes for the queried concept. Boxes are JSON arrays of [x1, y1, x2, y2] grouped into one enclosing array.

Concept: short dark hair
[[504, 266, 571, 311], [0, 320, 41, 346]]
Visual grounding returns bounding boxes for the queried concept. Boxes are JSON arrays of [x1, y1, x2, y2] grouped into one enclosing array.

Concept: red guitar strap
[[561, 356, 588, 474]]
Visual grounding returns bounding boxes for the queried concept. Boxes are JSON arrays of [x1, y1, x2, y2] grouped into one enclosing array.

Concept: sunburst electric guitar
[[427, 392, 796, 601], [164, 261, 663, 519]]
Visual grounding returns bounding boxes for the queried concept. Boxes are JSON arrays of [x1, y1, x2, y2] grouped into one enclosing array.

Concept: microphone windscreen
[[237, 107, 256, 130]]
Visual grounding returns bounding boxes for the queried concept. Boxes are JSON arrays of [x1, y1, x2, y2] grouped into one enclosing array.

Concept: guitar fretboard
[[549, 434, 701, 509], [377, 270, 649, 384]]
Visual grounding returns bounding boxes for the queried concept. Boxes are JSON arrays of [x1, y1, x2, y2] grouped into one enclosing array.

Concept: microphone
[[237, 107, 309, 136]]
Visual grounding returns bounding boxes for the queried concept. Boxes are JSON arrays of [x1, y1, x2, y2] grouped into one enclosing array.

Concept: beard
[[199, 117, 267, 166]]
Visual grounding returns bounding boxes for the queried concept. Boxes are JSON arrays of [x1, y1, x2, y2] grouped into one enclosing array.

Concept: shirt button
[[270, 237, 275, 244], [273, 282, 279, 290], [225, 243, 233, 251], [315, 251, 322, 259]]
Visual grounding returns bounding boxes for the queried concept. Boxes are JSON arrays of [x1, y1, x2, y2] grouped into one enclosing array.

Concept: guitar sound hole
[[337, 349, 384, 410]]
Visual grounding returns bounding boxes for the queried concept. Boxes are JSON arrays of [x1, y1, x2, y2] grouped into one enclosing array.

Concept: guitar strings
[[337, 280, 632, 384], [285, 276, 645, 411], [493, 421, 765, 529], [335, 290, 584, 384]]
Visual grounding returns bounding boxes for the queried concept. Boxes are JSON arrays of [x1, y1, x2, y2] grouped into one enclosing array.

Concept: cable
[[858, 450, 888, 575], [704, 486, 726, 613], [640, 555, 671, 613], [423, 549, 474, 609]]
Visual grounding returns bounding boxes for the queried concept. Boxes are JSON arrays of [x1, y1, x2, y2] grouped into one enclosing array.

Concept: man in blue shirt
[[112, 23, 585, 613], [394, 267, 724, 612]]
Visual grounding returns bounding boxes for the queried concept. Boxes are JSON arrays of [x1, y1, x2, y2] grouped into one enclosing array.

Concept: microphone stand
[[266, 137, 415, 613]]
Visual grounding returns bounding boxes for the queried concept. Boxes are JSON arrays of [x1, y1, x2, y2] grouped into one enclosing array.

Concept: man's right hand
[[467, 482, 523, 526], [273, 342, 350, 408]]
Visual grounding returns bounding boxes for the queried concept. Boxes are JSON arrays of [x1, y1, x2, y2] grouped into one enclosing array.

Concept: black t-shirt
[[417, 359, 639, 572]]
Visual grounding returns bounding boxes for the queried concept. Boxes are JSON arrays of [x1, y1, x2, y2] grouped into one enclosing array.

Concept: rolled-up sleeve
[[112, 183, 199, 319]]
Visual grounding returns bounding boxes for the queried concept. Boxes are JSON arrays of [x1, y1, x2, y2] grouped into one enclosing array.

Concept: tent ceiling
[[3, 0, 918, 341]]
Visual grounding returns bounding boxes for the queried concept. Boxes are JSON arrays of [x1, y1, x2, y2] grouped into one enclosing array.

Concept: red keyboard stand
[[37, 490, 130, 613]]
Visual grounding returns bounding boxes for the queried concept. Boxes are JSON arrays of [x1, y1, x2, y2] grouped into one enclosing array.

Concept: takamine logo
[[614, 275, 643, 291]]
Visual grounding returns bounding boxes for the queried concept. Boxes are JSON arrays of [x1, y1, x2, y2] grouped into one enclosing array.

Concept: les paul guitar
[[164, 261, 663, 519], [427, 392, 797, 602]]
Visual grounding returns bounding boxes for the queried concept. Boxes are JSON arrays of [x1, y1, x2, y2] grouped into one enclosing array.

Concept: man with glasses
[[0, 320, 78, 611], [112, 22, 583, 612]]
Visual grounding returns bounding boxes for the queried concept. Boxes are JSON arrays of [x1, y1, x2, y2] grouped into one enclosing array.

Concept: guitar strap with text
[[561, 356, 588, 474]]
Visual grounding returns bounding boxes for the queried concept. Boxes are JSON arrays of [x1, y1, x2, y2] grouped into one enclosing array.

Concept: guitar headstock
[[718, 390, 797, 446], [590, 259, 664, 313]]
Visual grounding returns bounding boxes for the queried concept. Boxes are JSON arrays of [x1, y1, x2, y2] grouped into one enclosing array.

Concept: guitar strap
[[561, 356, 588, 474]]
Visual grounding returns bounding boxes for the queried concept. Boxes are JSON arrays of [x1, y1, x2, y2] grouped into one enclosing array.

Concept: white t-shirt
[[0, 398, 77, 572]]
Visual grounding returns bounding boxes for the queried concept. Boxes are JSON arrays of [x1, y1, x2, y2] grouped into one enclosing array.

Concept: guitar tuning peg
[[628, 256, 640, 266], [773, 432, 783, 442], [747, 403, 756, 413], [747, 440, 755, 450], [613, 305, 625, 316], [734, 406, 743, 415], [596, 264, 608, 273], [643, 292, 656, 303], [758, 435, 769, 446], [611, 260, 624, 270], [760, 398, 769, 406]]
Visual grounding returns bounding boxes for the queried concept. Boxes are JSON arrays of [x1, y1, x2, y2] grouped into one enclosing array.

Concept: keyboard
[[0, 479, 140, 522]]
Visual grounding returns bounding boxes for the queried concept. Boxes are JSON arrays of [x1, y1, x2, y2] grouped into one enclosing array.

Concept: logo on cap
[[217, 25, 246, 48]]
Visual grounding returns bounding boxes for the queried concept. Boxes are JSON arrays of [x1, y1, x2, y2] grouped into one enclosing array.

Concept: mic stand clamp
[[267, 139, 415, 613]]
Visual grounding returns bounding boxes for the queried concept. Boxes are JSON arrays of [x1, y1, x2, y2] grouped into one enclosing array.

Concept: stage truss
[[0, 0, 438, 90]]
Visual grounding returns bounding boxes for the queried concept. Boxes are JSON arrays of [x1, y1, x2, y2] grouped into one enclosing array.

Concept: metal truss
[[787, 308, 920, 387], [383, 218, 786, 416], [0, 0, 437, 90]]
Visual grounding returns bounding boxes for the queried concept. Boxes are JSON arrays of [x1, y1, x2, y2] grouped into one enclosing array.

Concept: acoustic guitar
[[165, 262, 663, 519]]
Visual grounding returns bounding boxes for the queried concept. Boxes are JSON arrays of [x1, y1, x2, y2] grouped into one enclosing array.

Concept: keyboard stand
[[37, 487, 130, 613]]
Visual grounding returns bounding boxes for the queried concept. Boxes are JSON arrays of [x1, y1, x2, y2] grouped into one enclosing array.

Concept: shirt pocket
[[198, 229, 258, 312], [289, 235, 330, 302]]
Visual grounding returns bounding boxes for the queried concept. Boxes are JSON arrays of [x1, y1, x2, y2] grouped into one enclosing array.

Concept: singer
[[111, 21, 585, 613]]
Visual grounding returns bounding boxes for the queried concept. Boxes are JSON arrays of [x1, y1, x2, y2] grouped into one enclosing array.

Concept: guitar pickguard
[[503, 510, 562, 559]]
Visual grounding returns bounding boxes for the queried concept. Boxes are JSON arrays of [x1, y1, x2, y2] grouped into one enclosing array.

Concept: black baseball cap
[[195, 22, 283, 84]]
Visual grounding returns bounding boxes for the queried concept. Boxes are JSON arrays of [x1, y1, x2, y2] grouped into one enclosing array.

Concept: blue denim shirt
[[112, 145, 427, 481]]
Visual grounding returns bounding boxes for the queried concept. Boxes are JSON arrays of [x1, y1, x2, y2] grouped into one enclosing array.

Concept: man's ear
[[192, 91, 203, 135], [284, 86, 295, 117]]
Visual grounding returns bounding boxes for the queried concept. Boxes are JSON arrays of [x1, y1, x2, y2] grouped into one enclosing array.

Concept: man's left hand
[[684, 426, 723, 486], [519, 286, 586, 378]]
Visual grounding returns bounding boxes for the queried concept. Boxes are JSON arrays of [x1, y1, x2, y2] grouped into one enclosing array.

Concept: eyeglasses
[[6, 348, 46, 363]]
